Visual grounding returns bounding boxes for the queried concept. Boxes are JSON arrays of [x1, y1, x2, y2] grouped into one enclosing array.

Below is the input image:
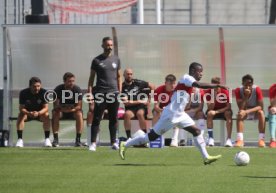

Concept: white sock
[[125, 133, 149, 148], [237, 132, 243, 141], [259, 133, 265, 140], [87, 124, 91, 146], [171, 127, 179, 141], [193, 134, 209, 159], [196, 119, 206, 135]]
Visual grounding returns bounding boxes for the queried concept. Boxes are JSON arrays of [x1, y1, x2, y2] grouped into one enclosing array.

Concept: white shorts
[[153, 110, 195, 135]]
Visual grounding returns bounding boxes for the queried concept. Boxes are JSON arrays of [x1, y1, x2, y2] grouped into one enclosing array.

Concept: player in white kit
[[119, 62, 227, 165]]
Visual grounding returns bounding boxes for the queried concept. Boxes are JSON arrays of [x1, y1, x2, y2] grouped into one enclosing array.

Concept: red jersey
[[205, 88, 230, 110], [269, 84, 276, 100], [154, 85, 174, 108]]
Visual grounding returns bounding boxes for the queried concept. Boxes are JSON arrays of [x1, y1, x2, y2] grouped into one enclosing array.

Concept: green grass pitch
[[1, 147, 276, 193]]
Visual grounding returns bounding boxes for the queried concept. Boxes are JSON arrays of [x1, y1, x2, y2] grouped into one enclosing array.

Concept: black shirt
[[91, 54, 121, 93], [54, 84, 83, 105], [19, 88, 47, 111], [122, 79, 149, 101]]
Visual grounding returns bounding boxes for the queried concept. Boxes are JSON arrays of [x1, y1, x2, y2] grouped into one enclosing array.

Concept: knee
[[192, 128, 201, 137], [124, 111, 134, 120], [257, 109, 265, 117], [148, 129, 160, 141]]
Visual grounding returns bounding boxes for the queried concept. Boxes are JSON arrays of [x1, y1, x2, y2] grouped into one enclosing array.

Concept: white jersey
[[163, 74, 195, 123]]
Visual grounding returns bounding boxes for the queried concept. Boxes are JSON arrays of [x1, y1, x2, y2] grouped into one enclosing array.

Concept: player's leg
[[206, 110, 215, 146], [152, 109, 161, 126], [235, 112, 247, 147], [256, 109, 266, 147], [89, 100, 106, 151], [170, 127, 179, 147], [74, 110, 84, 146], [179, 113, 221, 164], [39, 112, 51, 147], [268, 109, 276, 147], [51, 109, 62, 147], [119, 114, 173, 160], [106, 95, 120, 150], [136, 108, 148, 133], [124, 109, 135, 139], [16, 112, 28, 147], [195, 111, 206, 135], [224, 110, 233, 147]]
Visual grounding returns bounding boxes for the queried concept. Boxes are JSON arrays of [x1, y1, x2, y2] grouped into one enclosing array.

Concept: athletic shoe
[[258, 139, 266, 147], [170, 139, 178, 147], [269, 140, 276, 148], [44, 138, 52, 147], [234, 140, 244, 147], [75, 141, 83, 147], [179, 139, 186, 146], [111, 143, 119, 150], [224, 138, 233, 147], [88, 143, 96, 151], [204, 155, 222, 165], [16, 139, 24, 147], [119, 141, 126, 160], [208, 138, 215, 146], [52, 139, 59, 147]]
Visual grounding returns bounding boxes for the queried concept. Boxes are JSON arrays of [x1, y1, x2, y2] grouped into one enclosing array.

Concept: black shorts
[[25, 116, 41, 122], [125, 104, 148, 118], [61, 112, 75, 120], [205, 109, 232, 120]]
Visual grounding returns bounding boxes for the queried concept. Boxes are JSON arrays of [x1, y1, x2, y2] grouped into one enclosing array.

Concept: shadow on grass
[[243, 176, 276, 179], [113, 163, 194, 167]]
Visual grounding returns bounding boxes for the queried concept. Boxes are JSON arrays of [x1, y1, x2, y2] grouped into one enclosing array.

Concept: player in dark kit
[[122, 68, 155, 139], [16, 77, 51, 147], [88, 37, 122, 151], [52, 72, 84, 147]]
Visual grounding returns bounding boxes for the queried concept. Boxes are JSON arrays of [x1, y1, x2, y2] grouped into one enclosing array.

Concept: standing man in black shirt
[[52, 72, 84, 147], [122, 68, 155, 139], [88, 37, 122, 151], [16, 77, 51, 147]]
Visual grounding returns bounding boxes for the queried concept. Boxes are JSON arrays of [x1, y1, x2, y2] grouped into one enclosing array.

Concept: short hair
[[29, 77, 41, 86], [102, 37, 112, 43], [165, 74, 176, 82], [63, 72, 75, 82], [211, 77, 221, 84], [189, 62, 202, 73], [242, 74, 254, 84]]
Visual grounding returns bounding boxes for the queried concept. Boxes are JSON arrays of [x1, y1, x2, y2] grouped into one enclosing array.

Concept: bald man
[[122, 68, 155, 139]]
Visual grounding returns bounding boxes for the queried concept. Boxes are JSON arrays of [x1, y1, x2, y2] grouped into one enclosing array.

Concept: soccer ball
[[234, 151, 250, 166]]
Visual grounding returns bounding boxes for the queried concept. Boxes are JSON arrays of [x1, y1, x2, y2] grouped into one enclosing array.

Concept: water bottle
[[187, 137, 193, 146]]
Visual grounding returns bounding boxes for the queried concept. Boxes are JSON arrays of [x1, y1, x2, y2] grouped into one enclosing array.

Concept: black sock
[[53, 133, 59, 141], [126, 130, 131, 138], [76, 133, 81, 142], [44, 131, 50, 139], [17, 130, 23, 139]]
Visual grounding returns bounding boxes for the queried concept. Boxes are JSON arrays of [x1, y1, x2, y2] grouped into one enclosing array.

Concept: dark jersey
[[19, 88, 47, 111], [54, 84, 83, 105], [91, 54, 121, 93], [122, 79, 149, 101]]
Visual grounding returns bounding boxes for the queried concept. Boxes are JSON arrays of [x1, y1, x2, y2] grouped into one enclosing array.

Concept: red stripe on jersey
[[174, 83, 193, 95]]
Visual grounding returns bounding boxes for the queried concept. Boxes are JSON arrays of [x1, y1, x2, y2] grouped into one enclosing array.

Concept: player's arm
[[192, 81, 228, 90], [216, 103, 231, 114], [37, 103, 49, 116], [72, 100, 82, 112], [88, 69, 96, 94], [117, 69, 122, 93], [19, 104, 31, 116]]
